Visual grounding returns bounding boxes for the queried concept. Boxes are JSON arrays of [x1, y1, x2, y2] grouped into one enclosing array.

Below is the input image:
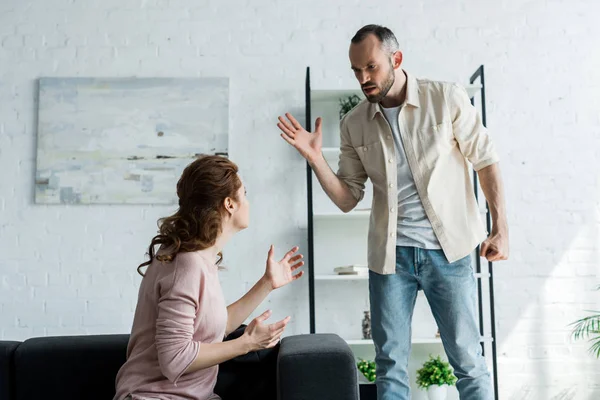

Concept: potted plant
[[416, 355, 458, 400], [339, 94, 362, 119], [357, 358, 376, 383], [570, 285, 600, 358]]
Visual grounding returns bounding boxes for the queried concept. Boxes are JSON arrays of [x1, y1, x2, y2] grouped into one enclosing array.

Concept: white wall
[[1, 0, 599, 398]]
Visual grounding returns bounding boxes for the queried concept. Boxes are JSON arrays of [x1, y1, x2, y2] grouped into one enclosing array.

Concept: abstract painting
[[35, 77, 229, 204]]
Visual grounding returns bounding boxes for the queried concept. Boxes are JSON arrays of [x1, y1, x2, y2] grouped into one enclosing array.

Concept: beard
[[363, 62, 395, 103]]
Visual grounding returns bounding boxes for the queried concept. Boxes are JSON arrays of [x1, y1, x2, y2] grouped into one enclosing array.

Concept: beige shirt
[[337, 71, 499, 274]]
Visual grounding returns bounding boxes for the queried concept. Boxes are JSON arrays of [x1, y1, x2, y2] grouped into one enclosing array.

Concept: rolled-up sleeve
[[448, 83, 500, 171], [337, 118, 368, 202], [155, 260, 203, 384]]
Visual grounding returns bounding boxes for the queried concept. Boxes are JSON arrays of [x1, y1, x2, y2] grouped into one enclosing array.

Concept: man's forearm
[[309, 155, 358, 213], [477, 163, 508, 234], [225, 277, 271, 336]]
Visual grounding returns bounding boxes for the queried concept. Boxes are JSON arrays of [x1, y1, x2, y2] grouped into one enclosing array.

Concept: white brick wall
[[1, 0, 599, 398]]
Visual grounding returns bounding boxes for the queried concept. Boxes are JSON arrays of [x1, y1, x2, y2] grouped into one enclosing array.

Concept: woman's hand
[[263, 245, 304, 290], [242, 310, 291, 352]]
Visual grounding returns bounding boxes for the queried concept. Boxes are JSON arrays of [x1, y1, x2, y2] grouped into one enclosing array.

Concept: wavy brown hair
[[137, 155, 241, 276]]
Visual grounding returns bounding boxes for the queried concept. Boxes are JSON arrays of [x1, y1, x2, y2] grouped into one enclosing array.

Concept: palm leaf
[[570, 312, 600, 357], [589, 337, 600, 358]]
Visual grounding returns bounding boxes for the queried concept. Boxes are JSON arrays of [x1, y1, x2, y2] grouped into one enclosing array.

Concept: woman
[[114, 155, 304, 400]]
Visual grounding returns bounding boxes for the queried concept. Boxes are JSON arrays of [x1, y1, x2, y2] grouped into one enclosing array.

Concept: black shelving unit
[[470, 65, 499, 400], [304, 65, 499, 400]]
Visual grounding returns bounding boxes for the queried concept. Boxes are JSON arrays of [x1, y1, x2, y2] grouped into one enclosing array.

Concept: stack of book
[[333, 265, 369, 276]]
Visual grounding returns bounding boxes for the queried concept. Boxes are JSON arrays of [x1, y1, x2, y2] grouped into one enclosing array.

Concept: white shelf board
[[315, 273, 488, 280], [466, 83, 483, 98], [322, 147, 340, 160], [347, 338, 442, 345], [313, 210, 371, 219], [358, 378, 375, 385], [311, 89, 364, 102], [311, 84, 483, 102], [346, 335, 493, 346], [315, 274, 369, 280], [315, 206, 483, 221]]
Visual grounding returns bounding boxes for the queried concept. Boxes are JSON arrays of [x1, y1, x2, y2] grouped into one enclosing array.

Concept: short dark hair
[[351, 24, 399, 54]]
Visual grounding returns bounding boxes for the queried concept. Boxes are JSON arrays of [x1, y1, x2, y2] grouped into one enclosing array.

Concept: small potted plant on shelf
[[416, 355, 457, 400], [357, 358, 376, 383], [339, 94, 362, 119]]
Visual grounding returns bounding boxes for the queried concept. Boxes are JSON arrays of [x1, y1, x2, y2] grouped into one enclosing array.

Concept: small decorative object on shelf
[[362, 310, 372, 339], [338, 94, 362, 119], [357, 358, 376, 383], [435, 328, 441, 338], [416, 355, 458, 400]]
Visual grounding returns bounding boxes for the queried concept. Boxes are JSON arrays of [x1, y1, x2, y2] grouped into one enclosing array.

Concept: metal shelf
[[314, 273, 489, 280], [311, 84, 482, 102], [313, 210, 370, 219], [346, 336, 493, 346]]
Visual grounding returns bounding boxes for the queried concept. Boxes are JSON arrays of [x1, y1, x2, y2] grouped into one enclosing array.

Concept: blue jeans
[[369, 246, 492, 400]]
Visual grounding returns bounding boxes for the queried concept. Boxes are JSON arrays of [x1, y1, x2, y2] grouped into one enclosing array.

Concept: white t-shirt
[[380, 104, 441, 249]]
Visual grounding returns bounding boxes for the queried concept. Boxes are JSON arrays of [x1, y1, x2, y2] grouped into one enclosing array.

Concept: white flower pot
[[427, 384, 448, 400]]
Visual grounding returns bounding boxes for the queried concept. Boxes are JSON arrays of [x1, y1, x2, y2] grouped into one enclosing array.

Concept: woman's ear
[[224, 197, 236, 215]]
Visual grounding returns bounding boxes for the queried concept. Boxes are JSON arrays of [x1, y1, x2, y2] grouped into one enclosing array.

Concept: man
[[277, 24, 508, 399]]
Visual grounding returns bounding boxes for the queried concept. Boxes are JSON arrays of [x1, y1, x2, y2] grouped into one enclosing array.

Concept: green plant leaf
[[570, 287, 600, 359], [339, 94, 362, 119], [415, 355, 458, 388], [589, 337, 600, 358], [570, 311, 600, 357]]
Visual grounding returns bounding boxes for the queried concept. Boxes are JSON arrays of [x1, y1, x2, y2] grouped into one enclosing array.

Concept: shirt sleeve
[[155, 256, 203, 384], [336, 117, 368, 202], [448, 83, 500, 171]]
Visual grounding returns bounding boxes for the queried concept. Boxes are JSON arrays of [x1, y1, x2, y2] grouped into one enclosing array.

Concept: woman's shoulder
[[150, 247, 218, 283], [155, 251, 216, 296], [169, 250, 217, 279], [176, 250, 216, 268]]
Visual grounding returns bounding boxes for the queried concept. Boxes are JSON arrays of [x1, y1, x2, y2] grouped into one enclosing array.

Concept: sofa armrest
[[277, 334, 359, 400], [0, 341, 21, 400]]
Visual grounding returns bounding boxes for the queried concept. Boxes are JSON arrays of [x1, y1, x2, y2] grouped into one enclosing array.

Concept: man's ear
[[393, 51, 403, 69]]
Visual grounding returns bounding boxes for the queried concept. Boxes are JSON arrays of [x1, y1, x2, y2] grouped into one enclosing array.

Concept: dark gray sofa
[[0, 328, 359, 400]]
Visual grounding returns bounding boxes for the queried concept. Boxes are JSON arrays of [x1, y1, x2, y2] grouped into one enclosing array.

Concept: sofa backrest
[[1, 341, 21, 400], [0, 327, 271, 400], [12, 334, 129, 400]]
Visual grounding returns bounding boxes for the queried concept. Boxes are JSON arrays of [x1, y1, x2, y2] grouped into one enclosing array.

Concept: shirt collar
[[368, 70, 420, 120]]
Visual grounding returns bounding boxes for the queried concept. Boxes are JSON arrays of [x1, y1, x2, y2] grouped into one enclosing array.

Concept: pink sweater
[[114, 251, 227, 400]]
